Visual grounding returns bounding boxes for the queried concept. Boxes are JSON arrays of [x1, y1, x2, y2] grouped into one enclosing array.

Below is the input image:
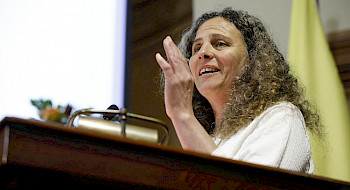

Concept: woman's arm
[[155, 36, 217, 154]]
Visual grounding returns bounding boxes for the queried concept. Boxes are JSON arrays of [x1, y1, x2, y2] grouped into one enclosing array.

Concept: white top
[[211, 102, 314, 174]]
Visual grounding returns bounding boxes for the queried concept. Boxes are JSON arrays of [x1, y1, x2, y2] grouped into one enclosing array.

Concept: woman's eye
[[193, 45, 201, 53], [216, 41, 227, 47]]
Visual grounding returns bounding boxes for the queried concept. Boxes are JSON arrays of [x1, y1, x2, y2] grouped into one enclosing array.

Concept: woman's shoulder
[[212, 101, 313, 173], [213, 102, 305, 145], [259, 101, 304, 122], [249, 101, 306, 137], [264, 101, 300, 113]]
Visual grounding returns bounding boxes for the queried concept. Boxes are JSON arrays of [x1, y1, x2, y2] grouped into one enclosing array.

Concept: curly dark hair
[[175, 7, 323, 138]]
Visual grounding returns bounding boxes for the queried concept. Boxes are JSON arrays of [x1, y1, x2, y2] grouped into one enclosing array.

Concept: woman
[[155, 7, 322, 174]]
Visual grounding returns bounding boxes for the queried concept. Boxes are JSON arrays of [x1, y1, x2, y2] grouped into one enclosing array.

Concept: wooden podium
[[0, 117, 349, 189]]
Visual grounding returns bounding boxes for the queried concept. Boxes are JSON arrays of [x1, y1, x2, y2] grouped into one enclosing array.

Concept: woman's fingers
[[155, 52, 173, 77], [162, 36, 188, 74], [156, 36, 191, 79], [155, 36, 195, 118]]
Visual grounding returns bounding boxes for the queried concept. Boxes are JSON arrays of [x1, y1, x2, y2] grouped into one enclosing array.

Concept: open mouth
[[199, 67, 220, 76]]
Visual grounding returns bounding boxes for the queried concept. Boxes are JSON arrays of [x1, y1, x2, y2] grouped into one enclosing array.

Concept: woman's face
[[189, 17, 248, 100]]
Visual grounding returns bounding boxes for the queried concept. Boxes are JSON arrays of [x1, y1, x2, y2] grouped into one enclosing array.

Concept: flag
[[288, 0, 350, 182]]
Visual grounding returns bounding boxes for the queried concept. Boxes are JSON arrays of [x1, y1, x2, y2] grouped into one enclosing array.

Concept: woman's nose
[[198, 45, 214, 60]]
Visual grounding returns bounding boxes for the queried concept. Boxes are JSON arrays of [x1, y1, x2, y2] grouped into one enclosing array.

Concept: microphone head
[[107, 104, 119, 110], [103, 104, 119, 120]]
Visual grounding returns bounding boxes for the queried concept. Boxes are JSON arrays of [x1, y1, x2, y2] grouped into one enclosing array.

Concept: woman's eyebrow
[[193, 38, 202, 44], [210, 34, 233, 42], [193, 34, 233, 44]]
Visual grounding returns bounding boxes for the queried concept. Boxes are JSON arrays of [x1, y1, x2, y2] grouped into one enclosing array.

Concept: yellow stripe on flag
[[288, 0, 350, 182]]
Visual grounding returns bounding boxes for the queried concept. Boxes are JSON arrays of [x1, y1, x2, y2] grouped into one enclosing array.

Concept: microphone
[[66, 105, 169, 145], [102, 104, 119, 120]]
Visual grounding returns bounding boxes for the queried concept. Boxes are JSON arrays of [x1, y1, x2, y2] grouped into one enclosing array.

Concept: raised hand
[[155, 36, 194, 119], [155, 36, 217, 153]]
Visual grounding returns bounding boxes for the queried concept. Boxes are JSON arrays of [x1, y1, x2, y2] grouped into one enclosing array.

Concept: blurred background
[[1, 0, 350, 148], [0, 0, 126, 122]]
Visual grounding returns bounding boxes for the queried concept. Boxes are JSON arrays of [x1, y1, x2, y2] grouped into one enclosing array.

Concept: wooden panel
[[125, 0, 193, 147], [1, 117, 350, 189], [329, 29, 350, 99]]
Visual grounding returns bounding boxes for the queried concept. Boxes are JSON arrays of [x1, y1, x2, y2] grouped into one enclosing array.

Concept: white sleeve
[[212, 103, 313, 173]]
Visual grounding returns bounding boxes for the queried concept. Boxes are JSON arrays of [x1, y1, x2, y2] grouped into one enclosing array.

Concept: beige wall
[[193, 0, 350, 57]]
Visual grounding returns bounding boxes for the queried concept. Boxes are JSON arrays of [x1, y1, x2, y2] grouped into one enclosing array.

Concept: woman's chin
[[197, 85, 220, 97]]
